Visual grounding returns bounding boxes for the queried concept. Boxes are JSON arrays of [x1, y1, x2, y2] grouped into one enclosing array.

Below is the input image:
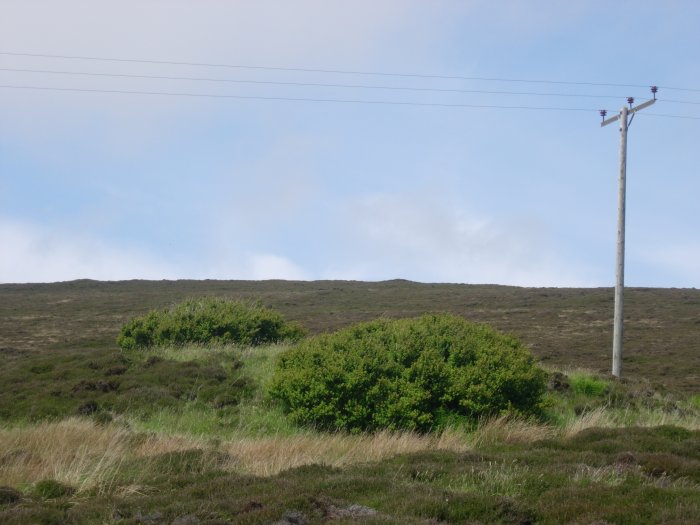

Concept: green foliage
[[116, 298, 305, 350], [689, 395, 700, 409], [269, 314, 547, 432], [33, 480, 74, 500], [569, 373, 608, 397]]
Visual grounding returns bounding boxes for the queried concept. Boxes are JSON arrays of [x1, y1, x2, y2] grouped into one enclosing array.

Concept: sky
[[1, 1, 698, 287]]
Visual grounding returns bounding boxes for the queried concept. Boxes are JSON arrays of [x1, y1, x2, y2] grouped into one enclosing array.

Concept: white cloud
[[0, 218, 309, 283], [325, 193, 592, 286], [0, 218, 177, 282], [245, 254, 309, 281]]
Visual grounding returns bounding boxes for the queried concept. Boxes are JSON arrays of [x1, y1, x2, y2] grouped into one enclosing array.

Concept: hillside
[[1, 279, 699, 524], [1, 279, 698, 393]]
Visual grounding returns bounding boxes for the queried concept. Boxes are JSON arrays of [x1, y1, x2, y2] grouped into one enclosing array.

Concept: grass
[[690, 394, 700, 409], [569, 372, 608, 396], [0, 343, 255, 424], [2, 343, 698, 473], [122, 344, 303, 438], [2, 418, 699, 523], [0, 418, 132, 494], [0, 279, 699, 523]]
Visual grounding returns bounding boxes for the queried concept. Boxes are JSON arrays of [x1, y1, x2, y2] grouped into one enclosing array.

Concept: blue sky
[[1, 1, 698, 286]]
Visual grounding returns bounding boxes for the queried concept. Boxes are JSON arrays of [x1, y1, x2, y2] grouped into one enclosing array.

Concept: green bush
[[569, 373, 608, 397], [117, 298, 305, 350], [268, 314, 547, 432], [34, 479, 75, 499]]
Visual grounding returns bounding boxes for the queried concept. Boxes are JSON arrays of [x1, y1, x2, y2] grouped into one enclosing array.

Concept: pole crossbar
[[601, 98, 655, 127]]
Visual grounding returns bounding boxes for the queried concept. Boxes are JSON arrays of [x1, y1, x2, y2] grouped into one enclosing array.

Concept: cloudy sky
[[1, 1, 698, 287]]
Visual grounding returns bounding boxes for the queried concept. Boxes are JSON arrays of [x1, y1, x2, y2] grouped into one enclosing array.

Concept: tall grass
[[0, 418, 470, 492], [468, 415, 557, 447], [2, 346, 698, 499], [2, 407, 699, 495], [0, 418, 130, 494], [220, 429, 469, 476]]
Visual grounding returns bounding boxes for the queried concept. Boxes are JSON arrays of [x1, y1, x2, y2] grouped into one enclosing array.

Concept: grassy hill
[[0, 279, 698, 524], [1, 279, 698, 392]]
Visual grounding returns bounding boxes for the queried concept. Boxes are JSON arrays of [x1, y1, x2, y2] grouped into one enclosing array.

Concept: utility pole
[[600, 87, 657, 378]]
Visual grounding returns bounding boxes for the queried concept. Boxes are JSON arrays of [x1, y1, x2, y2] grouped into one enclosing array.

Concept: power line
[[645, 112, 700, 120], [0, 66, 653, 101], [0, 83, 603, 112], [663, 99, 700, 106], [2, 51, 696, 93], [1, 83, 697, 119]]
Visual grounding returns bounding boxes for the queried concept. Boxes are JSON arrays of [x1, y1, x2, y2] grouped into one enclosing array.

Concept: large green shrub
[[117, 298, 305, 350], [269, 314, 546, 432]]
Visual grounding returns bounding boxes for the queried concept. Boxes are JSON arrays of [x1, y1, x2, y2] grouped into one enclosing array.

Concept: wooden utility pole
[[600, 88, 656, 377]]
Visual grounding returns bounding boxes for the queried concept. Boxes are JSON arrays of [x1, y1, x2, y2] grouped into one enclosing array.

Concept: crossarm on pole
[[601, 98, 656, 127]]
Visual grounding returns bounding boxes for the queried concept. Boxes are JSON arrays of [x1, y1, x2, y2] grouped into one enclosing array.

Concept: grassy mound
[[269, 314, 547, 432], [0, 347, 254, 422], [117, 297, 305, 350]]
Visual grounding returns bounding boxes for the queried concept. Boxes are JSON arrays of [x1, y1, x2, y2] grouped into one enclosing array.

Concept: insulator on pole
[[651, 86, 658, 100], [627, 97, 634, 108], [600, 109, 607, 122]]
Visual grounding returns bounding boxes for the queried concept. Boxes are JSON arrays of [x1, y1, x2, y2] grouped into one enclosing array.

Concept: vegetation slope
[[0, 280, 698, 524]]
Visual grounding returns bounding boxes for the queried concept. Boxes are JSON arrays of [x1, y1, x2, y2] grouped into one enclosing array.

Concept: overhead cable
[[0, 83, 605, 111], [1, 51, 697, 93], [0, 67, 650, 100]]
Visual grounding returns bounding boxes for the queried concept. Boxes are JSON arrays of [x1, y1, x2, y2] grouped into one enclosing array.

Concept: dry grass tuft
[[225, 428, 470, 476], [561, 407, 612, 438], [0, 419, 471, 490], [132, 432, 204, 457], [0, 418, 131, 494], [469, 415, 557, 448]]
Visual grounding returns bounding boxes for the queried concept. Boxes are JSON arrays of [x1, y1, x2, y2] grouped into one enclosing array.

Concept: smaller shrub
[[569, 374, 608, 397], [34, 479, 75, 499], [117, 298, 305, 350]]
